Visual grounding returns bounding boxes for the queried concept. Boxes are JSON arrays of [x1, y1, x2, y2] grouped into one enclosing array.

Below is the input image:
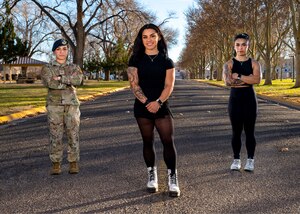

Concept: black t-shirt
[[128, 53, 174, 101]]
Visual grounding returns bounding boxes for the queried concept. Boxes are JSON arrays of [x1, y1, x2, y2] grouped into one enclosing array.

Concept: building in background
[[0, 57, 47, 83]]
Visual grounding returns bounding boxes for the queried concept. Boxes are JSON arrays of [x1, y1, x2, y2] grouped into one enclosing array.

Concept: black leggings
[[136, 115, 177, 172], [228, 87, 257, 159]]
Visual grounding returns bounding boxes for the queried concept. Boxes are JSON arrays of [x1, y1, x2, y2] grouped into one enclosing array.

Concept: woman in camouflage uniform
[[41, 39, 83, 175]]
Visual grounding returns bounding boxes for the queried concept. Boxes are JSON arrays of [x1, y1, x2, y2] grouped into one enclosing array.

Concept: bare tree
[[83, 0, 154, 79], [30, 0, 149, 68], [0, 0, 20, 23], [180, 0, 236, 80], [248, 0, 290, 85], [181, 0, 291, 85], [289, 0, 300, 87], [13, 1, 56, 57]]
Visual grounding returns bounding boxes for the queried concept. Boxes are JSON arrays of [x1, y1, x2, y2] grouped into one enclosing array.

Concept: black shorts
[[134, 99, 173, 119]]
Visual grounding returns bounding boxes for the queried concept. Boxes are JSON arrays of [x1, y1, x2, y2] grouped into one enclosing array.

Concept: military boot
[[50, 162, 61, 175], [69, 162, 79, 174]]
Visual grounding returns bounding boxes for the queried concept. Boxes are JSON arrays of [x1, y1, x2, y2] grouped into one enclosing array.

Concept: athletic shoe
[[147, 167, 158, 193], [230, 159, 241, 170], [244, 159, 254, 172], [168, 169, 180, 197]]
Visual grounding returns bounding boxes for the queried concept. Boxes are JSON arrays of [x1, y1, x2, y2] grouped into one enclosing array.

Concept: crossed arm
[[234, 60, 261, 85], [41, 65, 83, 89], [223, 62, 233, 86], [223, 60, 261, 87]]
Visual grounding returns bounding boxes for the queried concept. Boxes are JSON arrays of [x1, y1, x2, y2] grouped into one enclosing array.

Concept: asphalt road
[[0, 80, 299, 214]]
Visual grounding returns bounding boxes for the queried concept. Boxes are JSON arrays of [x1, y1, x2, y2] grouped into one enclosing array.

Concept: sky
[[138, 0, 196, 62], [33, 0, 196, 63]]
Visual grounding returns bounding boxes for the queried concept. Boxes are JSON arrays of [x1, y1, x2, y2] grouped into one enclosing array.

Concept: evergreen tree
[[101, 39, 129, 80], [0, 0, 28, 63]]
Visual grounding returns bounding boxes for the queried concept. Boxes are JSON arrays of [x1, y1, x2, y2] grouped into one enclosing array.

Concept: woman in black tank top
[[223, 33, 262, 172]]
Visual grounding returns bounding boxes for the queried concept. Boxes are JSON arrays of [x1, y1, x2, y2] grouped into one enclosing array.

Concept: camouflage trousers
[[46, 105, 80, 163]]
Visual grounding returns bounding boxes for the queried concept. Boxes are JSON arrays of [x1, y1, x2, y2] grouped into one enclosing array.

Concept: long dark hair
[[131, 23, 168, 63]]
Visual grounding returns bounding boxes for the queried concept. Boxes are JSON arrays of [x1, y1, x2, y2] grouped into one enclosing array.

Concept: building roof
[[0, 57, 47, 66]]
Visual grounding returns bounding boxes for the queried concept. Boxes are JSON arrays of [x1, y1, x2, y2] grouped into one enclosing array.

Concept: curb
[[0, 107, 47, 124], [0, 87, 129, 125], [2, 83, 299, 125], [256, 94, 300, 111]]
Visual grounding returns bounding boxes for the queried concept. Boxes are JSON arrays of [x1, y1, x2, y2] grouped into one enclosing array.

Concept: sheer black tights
[[136, 116, 177, 171]]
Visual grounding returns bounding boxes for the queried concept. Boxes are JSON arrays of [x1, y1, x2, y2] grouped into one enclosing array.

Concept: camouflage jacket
[[41, 61, 83, 106]]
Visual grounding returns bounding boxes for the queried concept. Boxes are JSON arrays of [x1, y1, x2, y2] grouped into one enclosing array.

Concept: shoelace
[[233, 160, 240, 165], [149, 170, 155, 181], [247, 160, 254, 165], [169, 173, 177, 185]]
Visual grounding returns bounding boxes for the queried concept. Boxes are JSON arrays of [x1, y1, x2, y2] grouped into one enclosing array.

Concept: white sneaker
[[230, 159, 241, 170], [168, 169, 180, 197], [244, 159, 254, 172], [147, 167, 158, 193]]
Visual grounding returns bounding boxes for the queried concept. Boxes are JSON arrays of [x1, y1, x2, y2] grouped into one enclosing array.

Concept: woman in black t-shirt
[[127, 23, 180, 197]]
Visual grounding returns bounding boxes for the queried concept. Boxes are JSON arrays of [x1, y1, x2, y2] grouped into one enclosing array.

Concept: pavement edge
[[0, 87, 129, 125]]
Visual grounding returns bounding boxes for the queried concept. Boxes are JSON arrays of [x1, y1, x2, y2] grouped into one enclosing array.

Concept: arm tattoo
[[223, 63, 231, 86], [223, 64, 229, 74], [127, 67, 147, 103]]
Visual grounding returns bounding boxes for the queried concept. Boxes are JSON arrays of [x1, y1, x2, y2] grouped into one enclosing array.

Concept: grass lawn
[[1, 79, 299, 117], [0, 80, 129, 116], [199, 79, 300, 106]]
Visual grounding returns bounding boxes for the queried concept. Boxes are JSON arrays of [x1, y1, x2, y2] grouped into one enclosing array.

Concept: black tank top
[[232, 58, 253, 76]]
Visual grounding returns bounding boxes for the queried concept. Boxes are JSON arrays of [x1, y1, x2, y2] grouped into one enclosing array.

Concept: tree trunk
[[294, 35, 300, 87], [216, 63, 223, 81], [290, 0, 300, 87], [209, 66, 213, 80], [216, 51, 223, 81], [73, 0, 85, 68], [264, 4, 272, 85], [105, 70, 110, 81], [73, 42, 84, 68], [201, 56, 206, 79], [264, 57, 272, 85]]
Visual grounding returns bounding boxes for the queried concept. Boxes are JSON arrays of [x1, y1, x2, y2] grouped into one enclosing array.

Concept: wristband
[[156, 98, 163, 106], [144, 99, 150, 106]]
